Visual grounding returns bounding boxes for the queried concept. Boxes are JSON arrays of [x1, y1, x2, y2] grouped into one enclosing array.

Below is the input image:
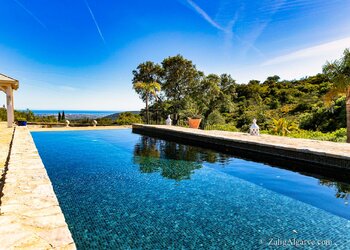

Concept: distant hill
[[102, 111, 140, 120]]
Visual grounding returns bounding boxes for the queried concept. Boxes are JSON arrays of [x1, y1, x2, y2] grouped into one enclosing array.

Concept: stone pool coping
[[132, 124, 350, 171], [0, 122, 13, 178], [0, 126, 76, 249]]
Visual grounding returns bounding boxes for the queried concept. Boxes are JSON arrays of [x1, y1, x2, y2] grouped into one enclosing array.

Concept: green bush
[[95, 118, 114, 126], [16, 117, 27, 122], [0, 108, 7, 121], [14, 109, 35, 121], [206, 110, 225, 125], [205, 123, 238, 132], [299, 96, 345, 132], [262, 128, 346, 142], [115, 112, 142, 125]]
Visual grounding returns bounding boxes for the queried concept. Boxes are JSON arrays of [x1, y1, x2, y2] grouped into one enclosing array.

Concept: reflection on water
[[133, 136, 229, 181], [319, 180, 350, 201], [134, 136, 350, 204], [31, 129, 350, 249]]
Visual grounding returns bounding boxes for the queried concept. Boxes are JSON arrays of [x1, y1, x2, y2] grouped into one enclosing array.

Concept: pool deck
[[132, 124, 350, 170], [0, 126, 76, 249], [0, 123, 13, 178]]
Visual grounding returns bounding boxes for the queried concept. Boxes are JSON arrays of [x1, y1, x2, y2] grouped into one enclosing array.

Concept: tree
[[133, 137, 202, 181], [192, 74, 221, 118], [207, 110, 225, 125], [130, 53, 349, 142], [193, 74, 235, 119], [265, 75, 280, 83], [62, 111, 65, 120], [161, 55, 203, 124], [115, 112, 142, 125], [216, 74, 236, 113], [58, 112, 61, 121], [323, 48, 350, 142], [132, 61, 162, 123], [133, 81, 161, 124], [23, 109, 35, 121], [132, 61, 162, 84]]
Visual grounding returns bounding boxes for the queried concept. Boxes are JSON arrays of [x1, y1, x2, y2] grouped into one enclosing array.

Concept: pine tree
[[62, 111, 65, 120], [58, 112, 61, 121]]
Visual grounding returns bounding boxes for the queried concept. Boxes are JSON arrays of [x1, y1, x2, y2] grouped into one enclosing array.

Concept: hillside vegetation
[[132, 54, 347, 142], [0, 109, 141, 126]]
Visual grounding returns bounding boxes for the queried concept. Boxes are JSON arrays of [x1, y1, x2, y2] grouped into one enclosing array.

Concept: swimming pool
[[31, 129, 350, 249]]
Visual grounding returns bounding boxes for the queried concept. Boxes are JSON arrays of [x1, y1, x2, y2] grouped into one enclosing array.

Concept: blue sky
[[1, 0, 350, 110]]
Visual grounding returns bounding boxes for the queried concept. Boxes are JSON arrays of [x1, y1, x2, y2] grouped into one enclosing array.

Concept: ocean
[[29, 110, 119, 119]]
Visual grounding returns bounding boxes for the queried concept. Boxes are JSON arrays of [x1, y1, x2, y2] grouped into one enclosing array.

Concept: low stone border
[[132, 124, 350, 172], [0, 127, 76, 249]]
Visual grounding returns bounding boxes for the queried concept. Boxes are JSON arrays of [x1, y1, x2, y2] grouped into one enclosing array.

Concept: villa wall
[[0, 127, 75, 249]]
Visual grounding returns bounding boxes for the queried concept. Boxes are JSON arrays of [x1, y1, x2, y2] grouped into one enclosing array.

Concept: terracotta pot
[[188, 118, 201, 129]]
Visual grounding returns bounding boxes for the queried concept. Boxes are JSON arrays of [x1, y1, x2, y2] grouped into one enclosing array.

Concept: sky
[[1, 0, 350, 111]]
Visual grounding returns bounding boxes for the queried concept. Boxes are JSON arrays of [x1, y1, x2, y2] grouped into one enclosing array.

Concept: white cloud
[[227, 37, 350, 83], [84, 0, 105, 44], [200, 36, 350, 83], [186, 0, 225, 31], [187, 0, 263, 55], [12, 0, 46, 29], [262, 37, 350, 66]]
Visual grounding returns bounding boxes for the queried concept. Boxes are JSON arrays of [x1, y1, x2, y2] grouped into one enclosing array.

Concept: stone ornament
[[65, 120, 70, 127], [166, 115, 172, 126], [250, 118, 260, 136], [93, 120, 98, 127]]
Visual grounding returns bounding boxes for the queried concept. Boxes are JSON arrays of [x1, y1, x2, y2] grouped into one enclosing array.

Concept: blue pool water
[[31, 129, 350, 249]]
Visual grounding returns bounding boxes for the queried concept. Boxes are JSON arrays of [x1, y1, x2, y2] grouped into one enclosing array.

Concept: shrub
[[115, 112, 142, 125], [95, 118, 114, 126], [0, 107, 7, 121], [288, 128, 346, 142], [14, 109, 35, 122], [206, 110, 225, 125], [16, 117, 27, 122], [262, 128, 346, 142], [271, 118, 298, 136], [205, 123, 238, 132]]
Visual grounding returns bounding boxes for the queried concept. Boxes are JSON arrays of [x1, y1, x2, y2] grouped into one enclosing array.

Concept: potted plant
[[181, 101, 203, 129], [16, 118, 27, 126], [188, 114, 202, 129]]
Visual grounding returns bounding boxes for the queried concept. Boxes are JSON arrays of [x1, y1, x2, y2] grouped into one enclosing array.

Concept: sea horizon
[[22, 110, 123, 118]]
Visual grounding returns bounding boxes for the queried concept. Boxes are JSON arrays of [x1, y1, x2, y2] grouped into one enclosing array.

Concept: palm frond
[[323, 48, 350, 106]]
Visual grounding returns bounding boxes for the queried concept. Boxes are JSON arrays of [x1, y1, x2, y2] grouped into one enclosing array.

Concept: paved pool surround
[[132, 124, 350, 172], [0, 126, 76, 249]]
